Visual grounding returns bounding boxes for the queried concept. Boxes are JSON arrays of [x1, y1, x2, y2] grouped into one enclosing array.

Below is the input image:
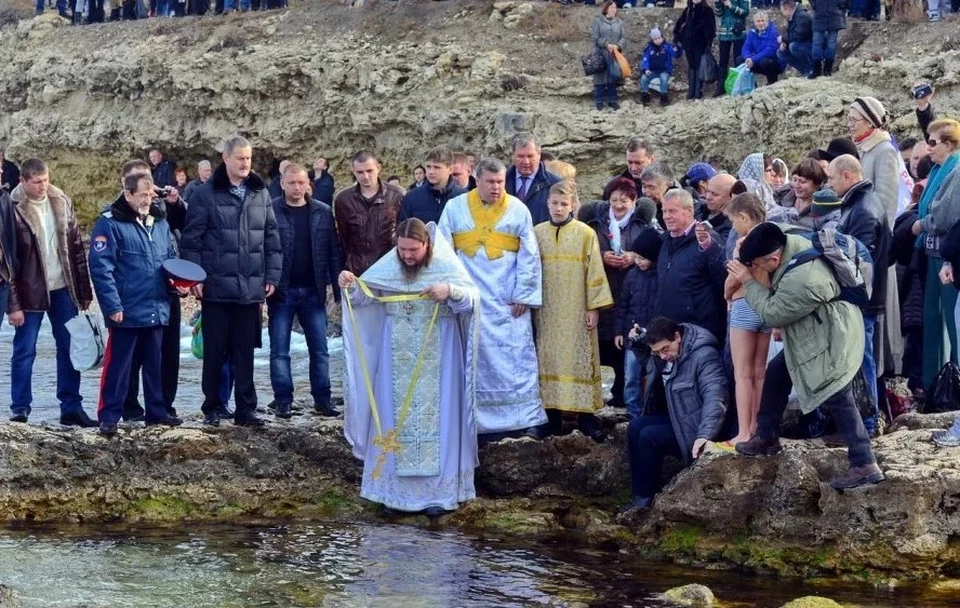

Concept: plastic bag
[[606, 51, 623, 81], [724, 64, 741, 95], [613, 48, 632, 80], [191, 313, 204, 360], [731, 64, 756, 97], [64, 311, 105, 372], [923, 362, 960, 413], [698, 53, 718, 84]]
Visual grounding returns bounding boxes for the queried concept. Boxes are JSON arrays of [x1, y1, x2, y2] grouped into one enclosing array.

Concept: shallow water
[[0, 319, 341, 423], [0, 522, 954, 608]]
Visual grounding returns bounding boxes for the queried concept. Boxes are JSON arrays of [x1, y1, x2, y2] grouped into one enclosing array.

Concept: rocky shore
[[1, 409, 957, 582]]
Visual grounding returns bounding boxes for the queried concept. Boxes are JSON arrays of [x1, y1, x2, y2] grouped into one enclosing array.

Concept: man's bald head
[[827, 154, 864, 197], [705, 173, 737, 215]]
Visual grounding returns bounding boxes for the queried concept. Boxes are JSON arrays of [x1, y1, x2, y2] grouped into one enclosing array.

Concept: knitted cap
[[850, 96, 887, 129], [650, 27, 663, 40], [631, 228, 663, 263], [738, 222, 787, 265], [685, 162, 717, 185], [634, 197, 657, 225], [811, 188, 842, 218]]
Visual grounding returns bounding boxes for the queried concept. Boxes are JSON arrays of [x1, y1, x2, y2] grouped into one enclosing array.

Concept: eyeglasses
[[650, 342, 673, 356], [846, 116, 866, 125]]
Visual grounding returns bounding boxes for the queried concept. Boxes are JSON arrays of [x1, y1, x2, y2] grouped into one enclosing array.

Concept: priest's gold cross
[[371, 429, 401, 480]]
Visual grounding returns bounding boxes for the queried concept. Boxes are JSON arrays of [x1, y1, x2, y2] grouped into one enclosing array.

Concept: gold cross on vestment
[[370, 429, 402, 480]]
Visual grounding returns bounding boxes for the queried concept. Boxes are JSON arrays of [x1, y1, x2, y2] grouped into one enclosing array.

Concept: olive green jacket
[[744, 234, 865, 413]]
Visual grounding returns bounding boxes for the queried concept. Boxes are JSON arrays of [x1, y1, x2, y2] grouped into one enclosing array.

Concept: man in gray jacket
[[180, 136, 282, 427], [623, 316, 729, 512]]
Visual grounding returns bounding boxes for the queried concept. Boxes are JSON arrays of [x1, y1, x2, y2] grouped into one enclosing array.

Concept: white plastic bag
[[65, 311, 106, 372]]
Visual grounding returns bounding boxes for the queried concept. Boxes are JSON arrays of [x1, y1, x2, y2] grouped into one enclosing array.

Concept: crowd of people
[[0, 82, 958, 518], [35, 0, 287, 22]]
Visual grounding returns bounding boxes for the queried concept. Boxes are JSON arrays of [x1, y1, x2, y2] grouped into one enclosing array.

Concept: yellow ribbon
[[344, 277, 441, 480]]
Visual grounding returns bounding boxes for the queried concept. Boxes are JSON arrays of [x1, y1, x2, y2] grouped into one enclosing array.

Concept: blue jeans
[[624, 348, 649, 418], [10, 288, 83, 417], [777, 41, 812, 76], [861, 314, 879, 434], [627, 414, 682, 499], [223, 0, 250, 10], [268, 287, 331, 406], [639, 72, 670, 94], [812, 29, 839, 62], [36, 0, 67, 12], [0, 281, 8, 324]]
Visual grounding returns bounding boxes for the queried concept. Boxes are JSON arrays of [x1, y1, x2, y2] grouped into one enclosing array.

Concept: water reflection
[[0, 523, 954, 608]]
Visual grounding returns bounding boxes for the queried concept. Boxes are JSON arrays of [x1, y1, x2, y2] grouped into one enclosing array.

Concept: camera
[[628, 324, 647, 345], [155, 186, 173, 197], [911, 83, 933, 100]]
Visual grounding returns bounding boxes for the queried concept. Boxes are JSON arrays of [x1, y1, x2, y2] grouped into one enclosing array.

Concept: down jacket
[[642, 322, 728, 465], [179, 163, 282, 304], [836, 180, 891, 316], [88, 196, 176, 328]]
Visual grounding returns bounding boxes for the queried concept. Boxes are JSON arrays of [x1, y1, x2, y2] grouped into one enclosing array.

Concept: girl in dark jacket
[[673, 0, 716, 100]]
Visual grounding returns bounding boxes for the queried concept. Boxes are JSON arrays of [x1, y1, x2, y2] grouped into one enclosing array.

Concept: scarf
[[916, 151, 960, 248], [609, 206, 634, 254]]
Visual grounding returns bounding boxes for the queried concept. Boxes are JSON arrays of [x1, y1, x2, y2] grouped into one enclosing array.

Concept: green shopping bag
[[725, 63, 743, 95], [191, 313, 204, 359]]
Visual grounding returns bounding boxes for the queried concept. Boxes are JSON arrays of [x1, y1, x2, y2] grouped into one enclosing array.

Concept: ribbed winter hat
[[811, 188, 842, 218], [851, 96, 887, 129]]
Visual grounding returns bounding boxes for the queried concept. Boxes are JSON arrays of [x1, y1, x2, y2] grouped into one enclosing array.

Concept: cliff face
[[1, 3, 958, 225]]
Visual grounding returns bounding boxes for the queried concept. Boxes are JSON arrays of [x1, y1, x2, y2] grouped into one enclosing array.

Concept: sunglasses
[[929, 138, 945, 147]]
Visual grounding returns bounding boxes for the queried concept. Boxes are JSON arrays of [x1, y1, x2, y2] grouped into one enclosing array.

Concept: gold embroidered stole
[[451, 190, 521, 260]]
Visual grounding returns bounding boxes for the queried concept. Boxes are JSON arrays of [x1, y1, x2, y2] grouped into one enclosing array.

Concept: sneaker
[[60, 410, 98, 428], [99, 422, 118, 437], [202, 413, 220, 427], [314, 401, 341, 417], [932, 429, 960, 448], [9, 412, 27, 423], [829, 463, 885, 490], [145, 416, 183, 427], [735, 435, 784, 457], [234, 415, 266, 427], [275, 402, 293, 419], [216, 405, 235, 419], [423, 506, 451, 518]]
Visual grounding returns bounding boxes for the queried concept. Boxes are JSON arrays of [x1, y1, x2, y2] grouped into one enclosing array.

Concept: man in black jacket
[[399, 146, 468, 224], [827, 154, 890, 436], [268, 163, 341, 418], [0, 178, 17, 321], [602, 138, 656, 200], [505, 132, 562, 226], [0, 149, 20, 193], [181, 136, 283, 427], [312, 157, 336, 204], [148, 148, 178, 189], [777, 0, 813, 77]]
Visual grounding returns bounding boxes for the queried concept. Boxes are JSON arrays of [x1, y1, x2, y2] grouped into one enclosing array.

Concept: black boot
[[823, 59, 834, 76], [808, 61, 822, 79], [639, 91, 651, 105], [659, 91, 669, 106]]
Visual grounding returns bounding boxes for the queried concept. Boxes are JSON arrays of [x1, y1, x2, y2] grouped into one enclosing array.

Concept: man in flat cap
[[726, 222, 884, 491]]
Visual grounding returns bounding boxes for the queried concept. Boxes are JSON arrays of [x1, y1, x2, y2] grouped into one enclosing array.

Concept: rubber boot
[[808, 61, 822, 79], [823, 59, 834, 77], [659, 91, 669, 106], [639, 91, 651, 104]]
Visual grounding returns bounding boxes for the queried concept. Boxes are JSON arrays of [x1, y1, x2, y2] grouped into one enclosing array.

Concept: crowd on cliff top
[[36, 0, 286, 22], [1, 86, 960, 518]]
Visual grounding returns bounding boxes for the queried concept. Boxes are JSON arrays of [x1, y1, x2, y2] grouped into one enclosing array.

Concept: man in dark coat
[[0, 150, 20, 193], [602, 138, 656, 200], [399, 146, 468, 225], [809, 0, 847, 78], [653, 189, 727, 344], [673, 0, 716, 100], [0, 184, 17, 321], [312, 157, 336, 204], [623, 316, 728, 511], [180, 136, 283, 427], [505, 132, 562, 226], [148, 148, 178, 189], [777, 0, 813, 77], [827, 154, 891, 437]]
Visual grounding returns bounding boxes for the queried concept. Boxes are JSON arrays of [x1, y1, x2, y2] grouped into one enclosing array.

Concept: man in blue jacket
[[505, 132, 562, 226], [89, 172, 181, 436], [269, 163, 342, 418], [398, 146, 468, 224]]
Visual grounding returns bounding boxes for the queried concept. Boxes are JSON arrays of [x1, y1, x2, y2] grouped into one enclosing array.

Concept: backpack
[[781, 227, 874, 307]]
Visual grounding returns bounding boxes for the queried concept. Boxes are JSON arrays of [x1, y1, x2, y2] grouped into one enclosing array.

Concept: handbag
[[582, 49, 605, 76], [613, 48, 632, 80], [923, 362, 960, 413], [64, 311, 106, 372], [698, 53, 719, 84]]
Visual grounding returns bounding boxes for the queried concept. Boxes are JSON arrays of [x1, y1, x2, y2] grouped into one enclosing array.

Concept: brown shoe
[[829, 463, 885, 490], [822, 433, 846, 448]]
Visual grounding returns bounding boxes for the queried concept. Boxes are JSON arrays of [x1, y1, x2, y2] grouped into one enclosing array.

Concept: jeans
[[0, 281, 8, 324], [717, 39, 744, 95], [10, 288, 83, 417], [777, 41, 812, 76], [594, 84, 618, 108], [268, 287, 331, 406], [685, 48, 704, 99], [757, 351, 876, 467], [861, 314, 879, 433], [223, 0, 251, 10], [627, 414, 682, 499], [37, 0, 67, 12], [812, 29, 839, 62], [624, 347, 650, 418], [639, 72, 670, 94]]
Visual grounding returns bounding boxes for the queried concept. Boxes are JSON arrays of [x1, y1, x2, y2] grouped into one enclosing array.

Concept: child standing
[[639, 27, 678, 106], [615, 228, 662, 418], [534, 181, 613, 442]]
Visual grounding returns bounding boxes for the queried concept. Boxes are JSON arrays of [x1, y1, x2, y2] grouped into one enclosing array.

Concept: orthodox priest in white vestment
[[341, 220, 480, 514], [438, 160, 547, 437]]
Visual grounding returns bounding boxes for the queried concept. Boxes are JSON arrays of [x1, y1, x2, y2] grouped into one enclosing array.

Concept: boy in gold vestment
[[533, 181, 613, 441]]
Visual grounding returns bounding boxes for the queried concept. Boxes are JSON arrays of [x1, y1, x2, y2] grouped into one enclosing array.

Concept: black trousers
[[598, 338, 625, 404], [752, 57, 783, 85], [685, 48, 705, 99], [122, 294, 182, 419], [717, 39, 744, 95], [200, 301, 261, 418]]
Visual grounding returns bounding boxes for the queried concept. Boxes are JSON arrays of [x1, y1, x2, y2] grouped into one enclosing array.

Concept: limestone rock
[[662, 583, 715, 607], [778, 597, 843, 608], [0, 584, 21, 608]]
